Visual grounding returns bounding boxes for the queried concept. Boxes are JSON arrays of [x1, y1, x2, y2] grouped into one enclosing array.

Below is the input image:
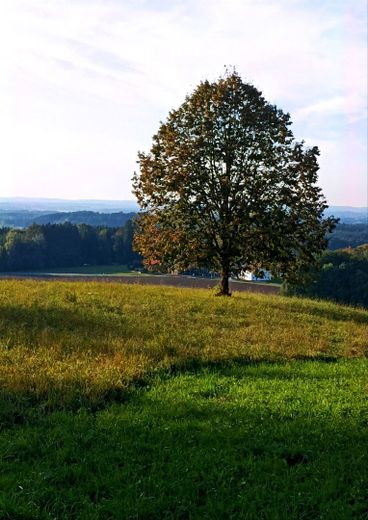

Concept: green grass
[[0, 280, 367, 519]]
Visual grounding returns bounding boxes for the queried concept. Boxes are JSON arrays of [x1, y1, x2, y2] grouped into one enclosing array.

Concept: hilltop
[[0, 280, 367, 519], [0, 210, 137, 229], [1, 279, 366, 406]]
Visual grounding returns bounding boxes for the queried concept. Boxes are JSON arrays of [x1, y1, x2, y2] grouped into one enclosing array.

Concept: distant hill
[[0, 210, 137, 228], [33, 211, 137, 227], [0, 198, 140, 228], [0, 210, 49, 228], [1, 199, 365, 223], [327, 223, 368, 250], [0, 197, 139, 213], [325, 206, 368, 224]]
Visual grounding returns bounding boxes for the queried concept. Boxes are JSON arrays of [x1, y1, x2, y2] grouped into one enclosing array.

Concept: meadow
[[0, 280, 367, 519]]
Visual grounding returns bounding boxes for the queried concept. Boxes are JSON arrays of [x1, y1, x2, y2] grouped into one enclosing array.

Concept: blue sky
[[1, 0, 367, 206]]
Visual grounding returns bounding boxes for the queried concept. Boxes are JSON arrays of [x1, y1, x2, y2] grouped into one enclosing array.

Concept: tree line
[[0, 221, 141, 272], [1, 218, 367, 308], [282, 244, 368, 308]]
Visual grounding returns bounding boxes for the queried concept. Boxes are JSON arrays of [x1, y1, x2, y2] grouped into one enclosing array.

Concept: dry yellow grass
[[0, 279, 367, 409]]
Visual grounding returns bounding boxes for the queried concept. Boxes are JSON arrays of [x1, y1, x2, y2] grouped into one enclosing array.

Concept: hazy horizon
[[2, 196, 366, 208], [1, 196, 367, 211], [1, 0, 367, 206]]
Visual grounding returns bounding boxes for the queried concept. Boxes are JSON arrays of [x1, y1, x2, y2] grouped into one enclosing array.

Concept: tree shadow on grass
[[0, 356, 365, 428], [302, 304, 368, 325], [1, 360, 367, 520], [162, 355, 360, 389], [0, 303, 132, 346], [266, 298, 368, 325]]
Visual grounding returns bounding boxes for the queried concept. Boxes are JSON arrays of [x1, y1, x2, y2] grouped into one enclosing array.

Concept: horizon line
[[0, 196, 366, 210]]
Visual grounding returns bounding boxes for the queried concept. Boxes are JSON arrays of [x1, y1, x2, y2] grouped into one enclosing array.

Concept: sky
[[0, 0, 367, 206]]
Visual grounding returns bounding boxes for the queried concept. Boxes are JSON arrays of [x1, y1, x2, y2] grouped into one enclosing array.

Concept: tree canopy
[[133, 70, 337, 295], [0, 222, 141, 272]]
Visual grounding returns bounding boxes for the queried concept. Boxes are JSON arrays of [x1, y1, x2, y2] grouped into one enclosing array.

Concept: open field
[[0, 264, 135, 275], [20, 264, 133, 275], [0, 273, 280, 295], [0, 280, 367, 519]]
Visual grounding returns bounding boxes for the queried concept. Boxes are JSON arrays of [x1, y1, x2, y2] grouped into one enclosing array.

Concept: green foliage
[[133, 70, 337, 294], [0, 280, 367, 518], [283, 245, 368, 308], [0, 221, 141, 272]]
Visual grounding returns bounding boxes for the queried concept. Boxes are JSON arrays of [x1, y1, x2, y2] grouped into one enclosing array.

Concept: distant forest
[[0, 221, 141, 272], [0, 210, 367, 251], [283, 245, 368, 308], [0, 218, 367, 279], [1, 220, 368, 308]]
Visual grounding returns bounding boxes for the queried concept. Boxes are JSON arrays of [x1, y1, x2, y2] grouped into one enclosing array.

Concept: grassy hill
[[0, 280, 367, 519]]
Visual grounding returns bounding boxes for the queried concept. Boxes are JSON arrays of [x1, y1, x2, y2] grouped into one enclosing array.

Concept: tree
[[78, 224, 99, 265], [97, 228, 113, 264], [133, 70, 337, 295], [123, 220, 142, 266], [113, 227, 126, 264], [42, 223, 82, 267], [282, 245, 368, 308]]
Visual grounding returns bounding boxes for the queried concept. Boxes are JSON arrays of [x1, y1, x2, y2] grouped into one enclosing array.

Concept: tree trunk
[[217, 263, 231, 296]]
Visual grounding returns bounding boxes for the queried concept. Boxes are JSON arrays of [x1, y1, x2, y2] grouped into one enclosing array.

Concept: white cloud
[[295, 96, 363, 121], [0, 0, 367, 204]]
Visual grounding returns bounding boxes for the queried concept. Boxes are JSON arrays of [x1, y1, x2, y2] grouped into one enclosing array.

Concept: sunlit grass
[[0, 279, 367, 411], [1, 361, 367, 519], [0, 280, 367, 518]]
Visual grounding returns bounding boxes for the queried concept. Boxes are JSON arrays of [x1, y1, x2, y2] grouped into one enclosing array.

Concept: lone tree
[[133, 70, 337, 295]]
